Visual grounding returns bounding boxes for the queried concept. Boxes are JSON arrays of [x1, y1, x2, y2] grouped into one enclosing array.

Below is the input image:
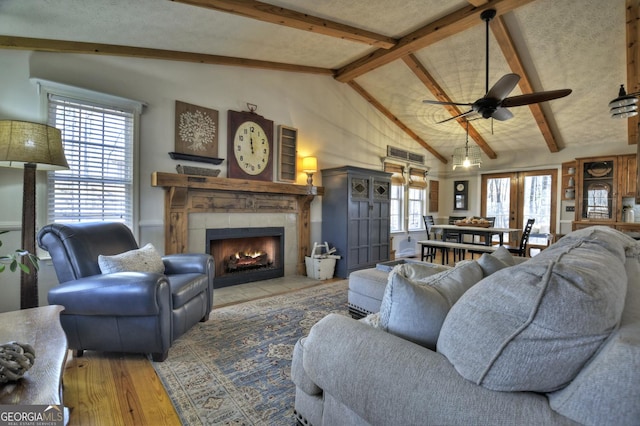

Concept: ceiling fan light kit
[[609, 84, 639, 119]]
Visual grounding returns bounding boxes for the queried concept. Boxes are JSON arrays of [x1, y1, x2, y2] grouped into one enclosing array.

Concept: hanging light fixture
[[609, 84, 640, 119], [452, 120, 481, 170]]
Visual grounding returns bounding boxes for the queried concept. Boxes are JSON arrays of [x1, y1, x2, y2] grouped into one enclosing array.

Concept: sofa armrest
[[302, 314, 570, 426], [162, 254, 214, 276], [48, 272, 171, 316]]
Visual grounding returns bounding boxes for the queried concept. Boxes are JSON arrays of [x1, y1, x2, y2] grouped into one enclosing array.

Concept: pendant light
[[609, 84, 639, 119], [452, 120, 481, 170]]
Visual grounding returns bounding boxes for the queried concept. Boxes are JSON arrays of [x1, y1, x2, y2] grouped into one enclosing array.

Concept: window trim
[[35, 78, 145, 236]]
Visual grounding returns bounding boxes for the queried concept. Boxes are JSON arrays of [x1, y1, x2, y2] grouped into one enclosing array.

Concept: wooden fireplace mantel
[[151, 172, 324, 274]]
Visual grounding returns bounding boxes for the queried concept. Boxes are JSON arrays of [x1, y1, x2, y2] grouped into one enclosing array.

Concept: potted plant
[[0, 230, 38, 274]]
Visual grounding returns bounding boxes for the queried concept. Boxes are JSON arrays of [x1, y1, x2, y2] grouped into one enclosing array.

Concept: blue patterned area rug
[[152, 279, 349, 425]]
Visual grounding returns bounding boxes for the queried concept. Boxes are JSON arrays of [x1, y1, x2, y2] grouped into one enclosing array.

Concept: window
[[408, 168, 428, 231], [390, 184, 404, 232], [407, 187, 425, 231], [42, 84, 143, 228], [385, 163, 405, 233]]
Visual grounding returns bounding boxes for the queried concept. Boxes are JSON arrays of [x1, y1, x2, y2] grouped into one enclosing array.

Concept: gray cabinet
[[321, 166, 391, 277]]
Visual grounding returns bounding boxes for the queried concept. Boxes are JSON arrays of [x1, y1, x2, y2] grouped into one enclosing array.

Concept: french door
[[481, 170, 557, 245]]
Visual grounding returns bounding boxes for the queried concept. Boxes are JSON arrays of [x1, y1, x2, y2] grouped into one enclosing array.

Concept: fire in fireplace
[[207, 227, 285, 288], [226, 249, 271, 272]]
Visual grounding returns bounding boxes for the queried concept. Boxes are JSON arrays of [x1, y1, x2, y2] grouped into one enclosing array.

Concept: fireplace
[[207, 227, 285, 288]]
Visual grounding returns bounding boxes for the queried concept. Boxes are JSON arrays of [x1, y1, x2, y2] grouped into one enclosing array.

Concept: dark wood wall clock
[[227, 107, 274, 181], [453, 180, 468, 210]]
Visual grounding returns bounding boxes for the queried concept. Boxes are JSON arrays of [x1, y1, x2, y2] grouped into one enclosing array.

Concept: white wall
[[0, 49, 422, 311]]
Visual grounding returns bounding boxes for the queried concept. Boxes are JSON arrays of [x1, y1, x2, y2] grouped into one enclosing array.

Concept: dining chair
[[446, 216, 467, 262], [501, 218, 536, 256], [422, 215, 437, 262]]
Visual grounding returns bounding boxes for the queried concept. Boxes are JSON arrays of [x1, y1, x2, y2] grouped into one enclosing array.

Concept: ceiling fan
[[423, 9, 572, 124]]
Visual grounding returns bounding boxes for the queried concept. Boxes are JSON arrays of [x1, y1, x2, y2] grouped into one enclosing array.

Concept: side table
[[0, 305, 67, 406]]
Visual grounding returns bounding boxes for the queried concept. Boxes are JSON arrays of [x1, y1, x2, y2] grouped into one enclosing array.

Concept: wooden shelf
[[151, 171, 323, 196], [561, 161, 576, 201]]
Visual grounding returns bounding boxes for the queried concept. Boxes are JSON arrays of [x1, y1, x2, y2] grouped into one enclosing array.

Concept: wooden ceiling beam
[[626, 0, 640, 145], [402, 54, 497, 159], [0, 35, 334, 75], [334, 0, 536, 83], [491, 16, 560, 153], [347, 81, 448, 164], [172, 0, 396, 49]]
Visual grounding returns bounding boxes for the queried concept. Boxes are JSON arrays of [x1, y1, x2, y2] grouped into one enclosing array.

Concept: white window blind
[[47, 94, 134, 226]]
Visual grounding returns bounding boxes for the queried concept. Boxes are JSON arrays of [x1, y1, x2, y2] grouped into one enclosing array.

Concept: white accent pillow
[[98, 243, 165, 274]]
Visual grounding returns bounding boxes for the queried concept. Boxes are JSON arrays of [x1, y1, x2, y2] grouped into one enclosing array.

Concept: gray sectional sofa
[[291, 226, 640, 425]]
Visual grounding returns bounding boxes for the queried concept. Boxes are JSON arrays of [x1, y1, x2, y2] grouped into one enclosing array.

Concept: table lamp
[[302, 156, 317, 186], [0, 120, 69, 309]]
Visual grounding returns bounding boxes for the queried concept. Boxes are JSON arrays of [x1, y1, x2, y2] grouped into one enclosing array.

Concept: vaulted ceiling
[[0, 0, 637, 168]]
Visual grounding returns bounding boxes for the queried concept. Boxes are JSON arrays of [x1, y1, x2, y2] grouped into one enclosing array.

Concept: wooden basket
[[454, 221, 491, 228]]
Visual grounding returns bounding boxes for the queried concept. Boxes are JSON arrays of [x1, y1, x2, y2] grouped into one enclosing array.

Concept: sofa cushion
[[437, 227, 629, 392], [547, 248, 640, 426], [378, 261, 483, 349], [476, 246, 515, 276], [98, 243, 165, 274]]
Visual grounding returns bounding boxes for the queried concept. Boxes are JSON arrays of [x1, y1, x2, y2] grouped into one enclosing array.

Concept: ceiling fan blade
[[423, 99, 473, 107], [491, 107, 514, 121], [436, 109, 474, 124], [501, 89, 572, 107], [486, 73, 520, 100]]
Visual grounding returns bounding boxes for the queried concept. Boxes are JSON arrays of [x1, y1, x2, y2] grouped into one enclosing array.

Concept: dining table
[[430, 224, 522, 246]]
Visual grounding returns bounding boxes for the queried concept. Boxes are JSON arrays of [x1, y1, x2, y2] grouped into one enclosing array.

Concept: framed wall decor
[[454, 180, 468, 210], [278, 125, 297, 182], [174, 101, 219, 159]]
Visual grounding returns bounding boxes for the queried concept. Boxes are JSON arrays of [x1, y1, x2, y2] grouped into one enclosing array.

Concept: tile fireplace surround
[[151, 172, 323, 275]]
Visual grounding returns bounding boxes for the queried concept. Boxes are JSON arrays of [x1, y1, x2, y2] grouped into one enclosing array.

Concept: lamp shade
[[0, 120, 69, 170], [301, 156, 318, 173]]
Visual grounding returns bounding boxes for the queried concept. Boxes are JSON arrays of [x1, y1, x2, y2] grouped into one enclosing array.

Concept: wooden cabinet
[[619, 153, 637, 197], [561, 161, 576, 200], [572, 153, 639, 231], [575, 156, 618, 222], [321, 166, 391, 278]]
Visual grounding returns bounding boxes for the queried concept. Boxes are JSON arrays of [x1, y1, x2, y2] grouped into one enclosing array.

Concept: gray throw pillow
[[437, 232, 629, 392], [98, 243, 165, 274], [378, 260, 484, 350], [477, 246, 514, 276]]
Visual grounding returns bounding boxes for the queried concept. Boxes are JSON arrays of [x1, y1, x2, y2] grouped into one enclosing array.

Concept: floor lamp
[[0, 120, 69, 309]]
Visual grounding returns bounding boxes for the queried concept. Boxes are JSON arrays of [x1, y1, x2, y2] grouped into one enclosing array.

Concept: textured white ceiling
[[0, 0, 631, 167]]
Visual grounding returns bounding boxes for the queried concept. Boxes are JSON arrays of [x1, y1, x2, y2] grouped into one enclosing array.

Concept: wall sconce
[[302, 156, 317, 186]]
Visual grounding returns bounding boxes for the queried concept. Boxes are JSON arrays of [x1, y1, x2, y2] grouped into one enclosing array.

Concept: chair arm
[[48, 272, 171, 316], [162, 254, 214, 276]]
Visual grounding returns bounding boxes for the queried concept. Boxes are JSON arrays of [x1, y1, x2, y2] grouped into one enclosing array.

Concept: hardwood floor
[[62, 275, 327, 426]]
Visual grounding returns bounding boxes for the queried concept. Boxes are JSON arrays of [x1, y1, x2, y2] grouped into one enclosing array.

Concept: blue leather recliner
[[37, 222, 214, 361]]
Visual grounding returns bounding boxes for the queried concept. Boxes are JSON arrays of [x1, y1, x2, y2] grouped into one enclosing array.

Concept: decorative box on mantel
[[151, 172, 323, 275]]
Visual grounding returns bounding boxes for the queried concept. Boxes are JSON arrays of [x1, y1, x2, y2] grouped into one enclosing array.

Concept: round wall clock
[[227, 109, 274, 181]]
